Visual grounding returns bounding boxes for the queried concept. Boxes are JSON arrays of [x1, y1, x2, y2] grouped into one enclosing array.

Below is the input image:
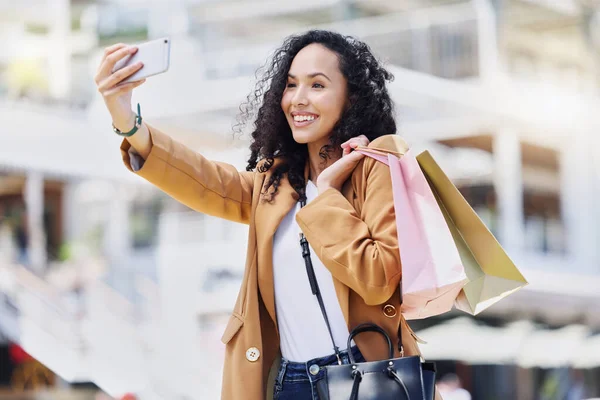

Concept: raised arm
[[95, 43, 254, 224], [120, 124, 254, 224]]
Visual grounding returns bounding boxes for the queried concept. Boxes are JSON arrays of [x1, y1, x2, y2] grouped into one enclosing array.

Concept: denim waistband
[[276, 346, 364, 385]]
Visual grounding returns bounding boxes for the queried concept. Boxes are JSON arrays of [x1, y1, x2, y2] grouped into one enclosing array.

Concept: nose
[[291, 85, 308, 107]]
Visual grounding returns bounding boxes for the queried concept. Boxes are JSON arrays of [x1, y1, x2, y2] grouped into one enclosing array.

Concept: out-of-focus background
[[1, 0, 600, 399]]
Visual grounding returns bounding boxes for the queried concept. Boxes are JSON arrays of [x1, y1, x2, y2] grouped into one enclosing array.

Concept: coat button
[[383, 304, 397, 318], [246, 347, 260, 362]]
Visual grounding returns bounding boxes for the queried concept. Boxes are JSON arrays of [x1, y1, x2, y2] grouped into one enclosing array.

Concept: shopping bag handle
[[356, 146, 407, 166]]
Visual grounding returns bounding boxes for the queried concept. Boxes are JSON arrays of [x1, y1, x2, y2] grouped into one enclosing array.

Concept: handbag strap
[[299, 199, 404, 364], [299, 201, 343, 364]]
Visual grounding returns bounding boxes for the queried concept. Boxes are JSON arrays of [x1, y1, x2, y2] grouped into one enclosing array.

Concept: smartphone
[[113, 37, 171, 84]]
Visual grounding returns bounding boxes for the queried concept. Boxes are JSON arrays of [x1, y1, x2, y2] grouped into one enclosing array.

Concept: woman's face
[[281, 43, 348, 146]]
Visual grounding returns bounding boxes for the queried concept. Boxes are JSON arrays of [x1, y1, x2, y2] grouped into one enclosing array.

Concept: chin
[[290, 127, 328, 145], [291, 131, 313, 144]]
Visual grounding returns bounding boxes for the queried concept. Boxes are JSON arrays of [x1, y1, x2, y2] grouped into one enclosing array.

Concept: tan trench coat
[[120, 124, 441, 400]]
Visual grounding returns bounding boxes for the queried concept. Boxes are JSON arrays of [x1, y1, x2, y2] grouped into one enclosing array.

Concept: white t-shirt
[[272, 180, 350, 362]]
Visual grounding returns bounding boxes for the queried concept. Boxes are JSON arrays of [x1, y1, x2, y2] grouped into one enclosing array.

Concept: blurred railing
[[0, 207, 275, 398], [0, 207, 243, 398], [0, 264, 88, 382], [366, 19, 479, 79], [201, 2, 479, 80], [8, 266, 83, 346], [0, 261, 179, 398]]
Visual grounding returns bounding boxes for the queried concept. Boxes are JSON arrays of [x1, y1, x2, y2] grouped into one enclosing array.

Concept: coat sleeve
[[295, 135, 409, 306], [120, 123, 254, 224]]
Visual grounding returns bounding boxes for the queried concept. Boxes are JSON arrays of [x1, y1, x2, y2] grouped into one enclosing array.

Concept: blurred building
[[1, 0, 600, 399]]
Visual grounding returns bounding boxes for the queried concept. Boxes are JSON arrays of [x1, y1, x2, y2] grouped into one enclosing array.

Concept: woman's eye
[[313, 83, 324, 89], [286, 83, 296, 88]]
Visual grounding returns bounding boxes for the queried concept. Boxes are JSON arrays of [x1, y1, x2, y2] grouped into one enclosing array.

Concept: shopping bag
[[357, 147, 468, 320], [416, 150, 528, 315]]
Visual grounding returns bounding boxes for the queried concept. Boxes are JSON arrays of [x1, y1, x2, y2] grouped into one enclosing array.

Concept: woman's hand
[[94, 43, 146, 132], [316, 135, 370, 193]]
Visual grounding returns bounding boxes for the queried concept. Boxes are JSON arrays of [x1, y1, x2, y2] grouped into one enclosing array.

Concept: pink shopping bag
[[357, 147, 468, 319]]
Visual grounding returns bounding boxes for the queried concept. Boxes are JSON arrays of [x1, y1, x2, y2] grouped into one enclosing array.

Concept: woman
[[95, 30, 431, 400]]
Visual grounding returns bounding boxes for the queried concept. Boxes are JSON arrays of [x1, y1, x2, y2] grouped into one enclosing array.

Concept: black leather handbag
[[314, 323, 436, 400], [299, 200, 436, 400]]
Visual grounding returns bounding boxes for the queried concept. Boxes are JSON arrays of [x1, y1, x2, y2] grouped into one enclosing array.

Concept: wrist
[[112, 112, 136, 133], [317, 183, 338, 195]]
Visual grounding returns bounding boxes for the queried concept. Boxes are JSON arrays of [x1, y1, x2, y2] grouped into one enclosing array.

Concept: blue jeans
[[273, 346, 366, 400]]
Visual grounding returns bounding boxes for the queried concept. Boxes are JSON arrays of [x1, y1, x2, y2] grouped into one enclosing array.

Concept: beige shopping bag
[[416, 150, 528, 315]]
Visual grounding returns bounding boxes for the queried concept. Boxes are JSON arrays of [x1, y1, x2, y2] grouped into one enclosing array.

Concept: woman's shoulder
[[353, 134, 410, 186], [358, 134, 409, 174], [351, 135, 409, 205], [368, 134, 409, 155]]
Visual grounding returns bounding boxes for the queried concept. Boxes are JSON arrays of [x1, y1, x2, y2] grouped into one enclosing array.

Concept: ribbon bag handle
[[355, 145, 406, 161], [355, 148, 391, 166]]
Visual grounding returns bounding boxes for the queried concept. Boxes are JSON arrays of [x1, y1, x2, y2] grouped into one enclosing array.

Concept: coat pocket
[[221, 312, 244, 344]]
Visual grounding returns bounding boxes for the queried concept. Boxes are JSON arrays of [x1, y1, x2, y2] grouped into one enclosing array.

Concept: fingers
[[105, 46, 138, 72], [344, 149, 365, 163], [341, 134, 369, 147], [341, 135, 370, 156], [95, 43, 127, 77], [101, 79, 146, 98], [102, 43, 127, 62], [341, 135, 369, 150], [95, 43, 143, 96], [95, 46, 138, 85], [97, 61, 144, 93]]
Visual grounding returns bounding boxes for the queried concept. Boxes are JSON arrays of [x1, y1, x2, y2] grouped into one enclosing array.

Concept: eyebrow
[[288, 72, 332, 82]]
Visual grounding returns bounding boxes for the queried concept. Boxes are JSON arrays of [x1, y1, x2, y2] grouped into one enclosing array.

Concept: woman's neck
[[306, 139, 340, 184]]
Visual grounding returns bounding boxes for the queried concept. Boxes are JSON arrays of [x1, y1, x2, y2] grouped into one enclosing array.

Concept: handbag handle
[[347, 323, 411, 400], [346, 323, 394, 365]]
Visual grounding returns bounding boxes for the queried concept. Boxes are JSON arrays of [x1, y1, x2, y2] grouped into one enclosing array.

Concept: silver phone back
[[113, 37, 171, 83]]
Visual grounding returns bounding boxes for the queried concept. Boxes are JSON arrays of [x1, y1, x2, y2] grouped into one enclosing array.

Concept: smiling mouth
[[291, 113, 319, 127]]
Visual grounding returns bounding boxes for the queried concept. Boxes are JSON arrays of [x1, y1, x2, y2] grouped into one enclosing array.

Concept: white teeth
[[294, 115, 315, 122]]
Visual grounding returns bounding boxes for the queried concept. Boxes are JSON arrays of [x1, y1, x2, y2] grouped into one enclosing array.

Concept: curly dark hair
[[237, 30, 396, 202]]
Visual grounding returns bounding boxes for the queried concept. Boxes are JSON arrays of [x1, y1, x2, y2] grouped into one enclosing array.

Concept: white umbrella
[[572, 334, 600, 369], [517, 324, 589, 368], [416, 317, 535, 364]]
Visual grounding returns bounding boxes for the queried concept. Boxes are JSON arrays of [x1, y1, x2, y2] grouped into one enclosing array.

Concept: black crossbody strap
[[299, 201, 343, 364], [299, 199, 404, 360]]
